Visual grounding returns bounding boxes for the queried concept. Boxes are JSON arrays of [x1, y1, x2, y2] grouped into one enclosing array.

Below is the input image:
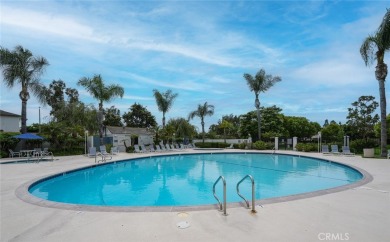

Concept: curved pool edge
[[15, 151, 373, 213]]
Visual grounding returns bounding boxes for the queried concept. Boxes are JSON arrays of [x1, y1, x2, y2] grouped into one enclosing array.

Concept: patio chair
[[155, 144, 162, 152], [99, 145, 112, 161], [141, 144, 149, 152], [99, 145, 110, 155], [342, 146, 355, 156], [387, 150, 390, 159], [321, 145, 331, 155], [9, 149, 21, 158], [165, 144, 172, 151], [134, 145, 143, 153], [331, 145, 340, 155], [149, 145, 156, 152], [88, 147, 99, 157], [111, 146, 119, 155], [226, 143, 234, 149]]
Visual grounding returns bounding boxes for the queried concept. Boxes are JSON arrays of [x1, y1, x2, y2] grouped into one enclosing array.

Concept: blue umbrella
[[13, 133, 44, 140]]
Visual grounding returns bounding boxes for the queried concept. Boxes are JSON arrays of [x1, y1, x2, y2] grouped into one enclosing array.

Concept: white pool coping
[[1, 149, 389, 241]]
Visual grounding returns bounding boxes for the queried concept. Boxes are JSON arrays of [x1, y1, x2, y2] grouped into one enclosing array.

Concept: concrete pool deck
[[1, 150, 389, 242]]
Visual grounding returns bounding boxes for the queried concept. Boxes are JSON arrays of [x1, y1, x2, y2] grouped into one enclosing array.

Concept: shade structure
[[13, 133, 43, 140]]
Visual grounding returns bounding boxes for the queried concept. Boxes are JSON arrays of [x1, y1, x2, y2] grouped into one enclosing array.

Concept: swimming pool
[[28, 153, 364, 209]]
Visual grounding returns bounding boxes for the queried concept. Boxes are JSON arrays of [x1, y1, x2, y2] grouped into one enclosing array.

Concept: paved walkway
[[1, 150, 389, 242]]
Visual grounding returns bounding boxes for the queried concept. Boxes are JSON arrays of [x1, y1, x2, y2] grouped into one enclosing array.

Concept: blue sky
[[1, 0, 389, 131]]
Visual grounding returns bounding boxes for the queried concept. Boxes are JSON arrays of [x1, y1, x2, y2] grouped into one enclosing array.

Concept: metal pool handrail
[[236, 175, 257, 213], [213, 176, 227, 216]]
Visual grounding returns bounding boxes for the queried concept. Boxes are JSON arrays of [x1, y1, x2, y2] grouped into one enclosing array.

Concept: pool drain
[[177, 221, 190, 229]]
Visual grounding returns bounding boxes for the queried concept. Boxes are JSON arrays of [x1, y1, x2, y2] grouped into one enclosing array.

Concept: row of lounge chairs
[[134, 143, 195, 153], [321, 145, 355, 156]]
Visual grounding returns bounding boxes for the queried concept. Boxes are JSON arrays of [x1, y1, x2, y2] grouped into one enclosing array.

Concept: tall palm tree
[[77, 74, 124, 139], [244, 68, 281, 141], [153, 89, 178, 128], [0, 45, 49, 134], [360, 9, 390, 157], [188, 102, 215, 143]]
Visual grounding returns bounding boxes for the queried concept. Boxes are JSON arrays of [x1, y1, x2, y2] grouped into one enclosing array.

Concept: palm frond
[[377, 9, 390, 49], [360, 36, 378, 66]]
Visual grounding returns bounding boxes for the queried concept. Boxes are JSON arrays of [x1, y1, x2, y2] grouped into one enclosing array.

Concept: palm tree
[[0, 45, 49, 134], [243, 68, 281, 141], [77, 74, 124, 139], [188, 102, 215, 143], [360, 9, 390, 157], [153, 89, 178, 128]]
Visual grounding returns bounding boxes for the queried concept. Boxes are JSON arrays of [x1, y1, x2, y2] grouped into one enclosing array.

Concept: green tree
[[219, 119, 233, 143], [122, 103, 157, 128], [260, 105, 285, 141], [346, 96, 379, 141], [153, 89, 178, 128], [166, 118, 196, 141], [77, 74, 124, 139], [284, 116, 319, 140], [42, 79, 79, 117], [0, 45, 49, 133], [209, 114, 240, 138], [238, 111, 258, 139], [188, 102, 215, 143], [103, 106, 123, 127], [321, 123, 344, 143], [244, 68, 281, 141], [360, 9, 390, 157]]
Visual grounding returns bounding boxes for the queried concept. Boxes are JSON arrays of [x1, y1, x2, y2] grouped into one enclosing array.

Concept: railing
[[236, 175, 257, 213], [213, 176, 227, 216]]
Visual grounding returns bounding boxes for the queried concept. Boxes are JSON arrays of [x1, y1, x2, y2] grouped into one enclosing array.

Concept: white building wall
[[0, 116, 20, 132]]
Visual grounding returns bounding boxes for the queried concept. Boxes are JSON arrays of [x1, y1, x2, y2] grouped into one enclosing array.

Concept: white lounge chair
[[97, 145, 112, 162], [88, 147, 99, 157], [99, 145, 111, 156], [141, 144, 149, 152], [387, 149, 390, 159], [342, 146, 355, 156], [321, 145, 331, 155], [9, 149, 21, 158], [226, 144, 234, 149], [134, 145, 143, 153], [111, 146, 119, 155], [165, 144, 172, 151], [158, 144, 165, 151], [331, 145, 340, 155]]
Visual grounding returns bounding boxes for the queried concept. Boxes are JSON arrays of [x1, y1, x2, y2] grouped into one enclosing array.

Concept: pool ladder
[[213, 174, 257, 215], [236, 175, 257, 213], [213, 176, 227, 216]]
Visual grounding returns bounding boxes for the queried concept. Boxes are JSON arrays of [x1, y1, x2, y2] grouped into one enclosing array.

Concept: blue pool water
[[29, 153, 363, 206]]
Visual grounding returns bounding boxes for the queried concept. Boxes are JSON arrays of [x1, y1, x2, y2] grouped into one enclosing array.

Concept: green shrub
[[0, 132, 20, 158], [350, 139, 378, 153], [296, 143, 317, 152], [126, 146, 135, 153], [252, 141, 269, 150], [194, 142, 231, 148]]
